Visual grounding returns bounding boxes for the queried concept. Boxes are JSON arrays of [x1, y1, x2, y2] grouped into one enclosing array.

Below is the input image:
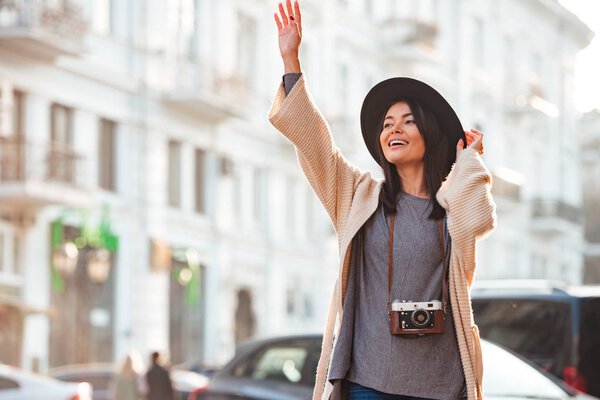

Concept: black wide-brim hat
[[360, 77, 465, 166]]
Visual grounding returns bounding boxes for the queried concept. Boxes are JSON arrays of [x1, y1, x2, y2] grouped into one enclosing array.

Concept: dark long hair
[[376, 98, 453, 220]]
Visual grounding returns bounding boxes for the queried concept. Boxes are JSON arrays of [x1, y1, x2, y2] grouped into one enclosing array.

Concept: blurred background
[[0, 0, 598, 383]]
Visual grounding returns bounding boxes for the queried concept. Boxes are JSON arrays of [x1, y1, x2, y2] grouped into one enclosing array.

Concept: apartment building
[[0, 0, 592, 371]]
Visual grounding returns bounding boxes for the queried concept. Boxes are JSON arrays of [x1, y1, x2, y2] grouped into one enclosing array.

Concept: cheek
[[379, 132, 388, 149]]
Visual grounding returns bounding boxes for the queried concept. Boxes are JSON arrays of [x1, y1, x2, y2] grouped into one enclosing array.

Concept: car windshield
[[482, 340, 568, 399], [473, 298, 571, 376]]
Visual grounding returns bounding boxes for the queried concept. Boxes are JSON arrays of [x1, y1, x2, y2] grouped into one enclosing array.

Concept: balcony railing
[[0, 137, 84, 186], [491, 174, 521, 203], [531, 198, 583, 225], [163, 59, 250, 122], [0, 0, 86, 59], [380, 18, 438, 61]]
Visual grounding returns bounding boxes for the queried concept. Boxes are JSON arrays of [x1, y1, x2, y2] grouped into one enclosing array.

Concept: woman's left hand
[[456, 128, 484, 159]]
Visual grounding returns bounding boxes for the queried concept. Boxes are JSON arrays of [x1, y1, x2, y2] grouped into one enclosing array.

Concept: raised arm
[[270, 1, 376, 228]]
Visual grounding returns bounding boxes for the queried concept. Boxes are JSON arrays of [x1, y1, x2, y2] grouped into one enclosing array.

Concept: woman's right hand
[[274, 0, 302, 73]]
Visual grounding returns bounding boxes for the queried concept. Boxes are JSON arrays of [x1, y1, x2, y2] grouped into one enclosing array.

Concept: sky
[[557, 0, 600, 113]]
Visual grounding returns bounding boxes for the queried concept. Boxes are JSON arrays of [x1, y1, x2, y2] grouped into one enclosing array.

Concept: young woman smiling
[[270, 2, 496, 399]]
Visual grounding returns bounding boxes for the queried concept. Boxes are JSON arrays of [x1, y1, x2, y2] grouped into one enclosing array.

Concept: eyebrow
[[384, 113, 413, 121]]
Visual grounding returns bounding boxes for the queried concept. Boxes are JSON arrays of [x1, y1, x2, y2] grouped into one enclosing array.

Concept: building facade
[[581, 110, 600, 283], [0, 0, 593, 372]]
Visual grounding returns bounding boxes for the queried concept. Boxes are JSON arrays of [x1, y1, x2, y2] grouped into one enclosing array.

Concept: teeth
[[389, 140, 408, 147]]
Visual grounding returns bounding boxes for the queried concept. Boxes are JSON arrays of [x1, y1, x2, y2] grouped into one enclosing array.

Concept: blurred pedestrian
[[145, 351, 174, 400], [271, 1, 496, 399], [112, 352, 147, 400]]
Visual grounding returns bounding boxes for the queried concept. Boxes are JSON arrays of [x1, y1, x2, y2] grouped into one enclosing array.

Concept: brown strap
[[438, 220, 448, 314], [387, 214, 448, 315], [387, 214, 395, 314]]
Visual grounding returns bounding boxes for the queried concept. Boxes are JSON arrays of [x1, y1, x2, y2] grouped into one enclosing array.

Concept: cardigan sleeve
[[436, 148, 496, 276], [268, 75, 366, 229]]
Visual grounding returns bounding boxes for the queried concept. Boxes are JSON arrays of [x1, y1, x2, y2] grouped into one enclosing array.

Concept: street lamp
[[52, 242, 79, 277], [87, 248, 111, 283]]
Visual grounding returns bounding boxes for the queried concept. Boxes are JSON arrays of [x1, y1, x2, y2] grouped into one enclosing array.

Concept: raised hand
[[456, 129, 485, 159], [274, 0, 302, 73]]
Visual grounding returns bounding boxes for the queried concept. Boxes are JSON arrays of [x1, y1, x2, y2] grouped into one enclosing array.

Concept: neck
[[395, 163, 428, 198]]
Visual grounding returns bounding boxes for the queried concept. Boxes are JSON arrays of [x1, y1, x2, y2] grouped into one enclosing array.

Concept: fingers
[[294, 0, 302, 34], [274, 13, 283, 31], [464, 129, 484, 155], [286, 0, 294, 19], [278, 2, 289, 26]]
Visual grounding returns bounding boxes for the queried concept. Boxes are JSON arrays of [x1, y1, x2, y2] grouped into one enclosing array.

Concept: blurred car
[[189, 334, 598, 400], [472, 280, 600, 396], [50, 362, 209, 400], [0, 363, 92, 400]]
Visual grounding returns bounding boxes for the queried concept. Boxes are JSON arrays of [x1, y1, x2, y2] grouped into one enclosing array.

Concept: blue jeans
[[346, 381, 436, 400]]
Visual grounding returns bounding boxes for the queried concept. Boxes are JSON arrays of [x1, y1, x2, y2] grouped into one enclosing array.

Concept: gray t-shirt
[[329, 194, 466, 399]]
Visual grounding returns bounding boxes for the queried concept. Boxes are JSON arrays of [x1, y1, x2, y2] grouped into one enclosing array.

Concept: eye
[[405, 119, 415, 125], [383, 123, 393, 128]]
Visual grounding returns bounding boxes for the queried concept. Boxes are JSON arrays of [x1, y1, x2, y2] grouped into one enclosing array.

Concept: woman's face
[[379, 102, 426, 167]]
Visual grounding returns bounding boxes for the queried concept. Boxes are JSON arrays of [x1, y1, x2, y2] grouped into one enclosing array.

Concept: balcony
[[162, 60, 249, 123], [494, 174, 522, 201], [0, 137, 90, 210], [0, 0, 86, 60], [380, 18, 439, 63], [531, 198, 583, 237]]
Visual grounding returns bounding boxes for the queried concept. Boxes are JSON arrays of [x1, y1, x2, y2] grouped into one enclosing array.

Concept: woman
[[112, 352, 147, 400], [271, 1, 496, 400]]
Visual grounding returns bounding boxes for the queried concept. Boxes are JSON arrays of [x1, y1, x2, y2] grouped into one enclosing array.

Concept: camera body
[[389, 300, 445, 335]]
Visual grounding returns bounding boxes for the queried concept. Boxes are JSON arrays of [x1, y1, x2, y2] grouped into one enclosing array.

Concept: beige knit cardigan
[[268, 76, 496, 400]]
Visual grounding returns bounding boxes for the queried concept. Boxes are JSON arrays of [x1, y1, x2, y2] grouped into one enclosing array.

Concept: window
[[1, 89, 25, 181], [250, 346, 308, 383], [237, 14, 257, 81], [92, 0, 112, 35], [177, 0, 197, 60], [286, 179, 297, 235], [364, 0, 373, 15], [12, 234, 19, 275], [253, 169, 266, 224], [194, 148, 206, 214], [49, 103, 74, 183], [98, 119, 116, 191], [472, 17, 484, 68], [0, 233, 4, 272], [168, 140, 181, 207], [13, 90, 25, 138], [472, 299, 572, 372], [51, 104, 72, 145]]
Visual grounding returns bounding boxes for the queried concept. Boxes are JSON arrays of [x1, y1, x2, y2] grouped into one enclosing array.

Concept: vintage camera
[[389, 300, 445, 335]]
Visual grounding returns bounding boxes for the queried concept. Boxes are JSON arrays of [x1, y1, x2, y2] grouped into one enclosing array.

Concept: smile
[[388, 139, 408, 147]]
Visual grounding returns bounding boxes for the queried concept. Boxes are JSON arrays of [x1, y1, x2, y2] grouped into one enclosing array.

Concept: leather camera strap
[[387, 213, 448, 315]]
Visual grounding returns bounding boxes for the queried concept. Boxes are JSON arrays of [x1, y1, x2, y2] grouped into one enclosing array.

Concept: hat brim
[[360, 77, 465, 167]]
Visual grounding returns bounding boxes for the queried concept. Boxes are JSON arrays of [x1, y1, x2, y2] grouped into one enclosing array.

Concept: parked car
[[0, 363, 92, 400], [189, 333, 597, 400], [50, 362, 209, 400], [472, 280, 600, 396]]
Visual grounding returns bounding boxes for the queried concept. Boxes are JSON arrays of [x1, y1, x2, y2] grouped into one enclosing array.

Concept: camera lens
[[411, 309, 431, 327]]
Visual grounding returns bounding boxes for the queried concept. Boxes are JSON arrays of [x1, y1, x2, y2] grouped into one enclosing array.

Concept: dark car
[[472, 280, 600, 396], [190, 333, 597, 400], [49, 363, 208, 400]]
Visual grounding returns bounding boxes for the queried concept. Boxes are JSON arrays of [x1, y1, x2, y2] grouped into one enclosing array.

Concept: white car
[[0, 364, 92, 400], [192, 334, 599, 400], [482, 340, 598, 399]]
